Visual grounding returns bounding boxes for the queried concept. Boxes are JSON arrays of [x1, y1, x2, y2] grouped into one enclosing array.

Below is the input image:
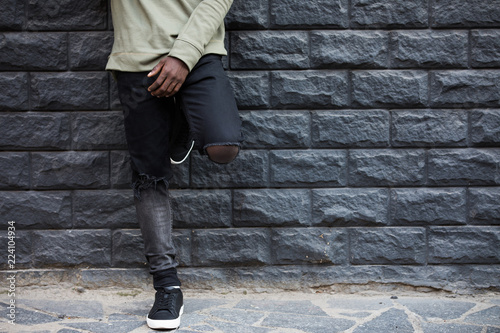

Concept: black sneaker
[[146, 286, 184, 330]]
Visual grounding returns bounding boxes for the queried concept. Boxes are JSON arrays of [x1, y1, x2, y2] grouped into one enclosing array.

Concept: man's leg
[[178, 54, 243, 164], [115, 71, 183, 330]]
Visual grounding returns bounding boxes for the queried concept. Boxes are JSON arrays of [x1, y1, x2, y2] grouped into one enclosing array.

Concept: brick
[[111, 229, 191, 268], [227, 72, 270, 109], [428, 149, 500, 186], [270, 150, 347, 187], [271, 0, 348, 28], [31, 72, 109, 110], [0, 0, 25, 30], [430, 70, 500, 108], [429, 227, 500, 264], [391, 31, 468, 68], [0, 32, 67, 70], [32, 151, 109, 189], [312, 188, 389, 226], [73, 190, 136, 229], [351, 0, 428, 28], [233, 189, 311, 227], [391, 110, 468, 147], [271, 71, 348, 109], [71, 112, 126, 150], [0, 72, 28, 110], [432, 0, 500, 28], [0, 113, 70, 150], [225, 0, 268, 29], [350, 227, 426, 265], [390, 188, 467, 225], [240, 110, 310, 148], [32, 229, 112, 267], [0, 191, 72, 229], [349, 149, 426, 186], [111, 229, 146, 268], [0, 230, 31, 269], [0, 152, 30, 189], [192, 229, 271, 266], [69, 32, 114, 70], [27, 0, 107, 31], [230, 31, 308, 69], [311, 31, 388, 68], [272, 228, 347, 265], [191, 150, 268, 188], [170, 162, 191, 189], [469, 188, 500, 225], [472, 30, 500, 68], [352, 70, 428, 108], [172, 229, 192, 267], [311, 110, 389, 148], [170, 190, 232, 228], [110, 150, 131, 188]]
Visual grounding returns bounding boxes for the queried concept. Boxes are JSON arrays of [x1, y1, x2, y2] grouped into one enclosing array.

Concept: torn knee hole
[[206, 145, 239, 164]]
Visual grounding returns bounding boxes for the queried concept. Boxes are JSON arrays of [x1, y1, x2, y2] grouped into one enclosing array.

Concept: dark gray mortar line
[[107, 151, 112, 190], [308, 109, 312, 149], [23, 0, 28, 31], [388, 109, 393, 148], [424, 148, 429, 186], [424, 226, 430, 265], [427, 0, 433, 28], [387, 187, 393, 227], [265, 148, 270, 188], [345, 149, 350, 187], [28, 150, 33, 190], [308, 188, 313, 228], [66, 32, 70, 71], [307, 30, 312, 70], [467, 107, 472, 148], [347, 0, 352, 29], [467, 29, 472, 69], [347, 70, 352, 108], [387, 31, 393, 69], [346, 227, 352, 265], [70, 189, 76, 230], [427, 70, 432, 108], [27, 71, 32, 114], [230, 188, 235, 227], [267, 0, 272, 30], [465, 187, 471, 226], [267, 70, 272, 118]]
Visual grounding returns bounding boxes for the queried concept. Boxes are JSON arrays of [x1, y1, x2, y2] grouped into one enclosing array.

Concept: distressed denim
[[114, 55, 242, 280], [133, 178, 177, 274]]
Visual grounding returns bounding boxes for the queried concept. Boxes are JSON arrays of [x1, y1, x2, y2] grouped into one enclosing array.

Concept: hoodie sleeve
[[168, 0, 233, 71]]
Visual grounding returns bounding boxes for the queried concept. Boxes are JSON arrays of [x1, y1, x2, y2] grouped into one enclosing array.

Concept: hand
[[147, 57, 189, 98]]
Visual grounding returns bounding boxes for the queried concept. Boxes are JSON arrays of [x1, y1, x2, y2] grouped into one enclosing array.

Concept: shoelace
[[157, 290, 177, 312]]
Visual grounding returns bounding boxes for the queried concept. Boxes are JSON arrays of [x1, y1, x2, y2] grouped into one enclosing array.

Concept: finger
[[148, 72, 168, 92], [152, 79, 175, 97], [147, 63, 162, 78]]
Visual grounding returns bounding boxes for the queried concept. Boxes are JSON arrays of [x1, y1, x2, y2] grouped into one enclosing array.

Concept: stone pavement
[[1, 287, 499, 333]]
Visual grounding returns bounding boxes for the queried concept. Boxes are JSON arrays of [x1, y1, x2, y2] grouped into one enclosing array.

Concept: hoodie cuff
[[168, 39, 203, 72]]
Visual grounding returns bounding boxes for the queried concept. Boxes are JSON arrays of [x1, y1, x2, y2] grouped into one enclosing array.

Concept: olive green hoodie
[[106, 0, 232, 72]]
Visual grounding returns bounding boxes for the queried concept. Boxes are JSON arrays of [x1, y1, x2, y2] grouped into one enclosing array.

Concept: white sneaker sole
[[170, 141, 195, 165], [146, 305, 184, 329]]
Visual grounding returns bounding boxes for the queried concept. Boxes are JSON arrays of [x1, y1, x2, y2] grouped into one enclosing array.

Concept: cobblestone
[[1, 287, 498, 332]]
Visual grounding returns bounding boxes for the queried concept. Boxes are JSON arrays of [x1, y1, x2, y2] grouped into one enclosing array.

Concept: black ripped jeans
[[115, 55, 242, 280]]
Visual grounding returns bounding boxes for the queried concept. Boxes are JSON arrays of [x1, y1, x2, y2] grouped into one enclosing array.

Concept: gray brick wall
[[1, 0, 500, 292]]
